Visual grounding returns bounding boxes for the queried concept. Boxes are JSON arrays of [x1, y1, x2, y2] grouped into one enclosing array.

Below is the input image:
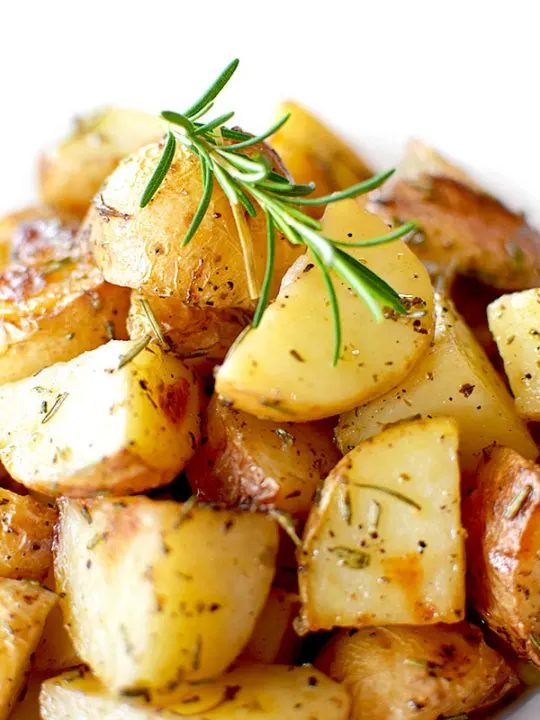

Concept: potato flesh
[[0, 578, 57, 720], [464, 446, 540, 665], [337, 295, 537, 472], [299, 417, 465, 630], [187, 395, 341, 518], [241, 588, 300, 664], [40, 664, 350, 720], [0, 488, 56, 580], [216, 200, 434, 422], [488, 289, 540, 420], [92, 141, 301, 308], [55, 497, 279, 692], [316, 623, 517, 720], [0, 340, 200, 496]]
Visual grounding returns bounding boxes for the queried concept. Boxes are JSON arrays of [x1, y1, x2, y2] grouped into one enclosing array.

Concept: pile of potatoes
[[0, 101, 539, 720]]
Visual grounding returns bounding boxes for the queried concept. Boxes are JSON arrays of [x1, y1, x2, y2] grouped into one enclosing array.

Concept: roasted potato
[[187, 395, 341, 518], [0, 339, 200, 496], [299, 417, 465, 631], [372, 139, 540, 289], [488, 288, 540, 420], [39, 108, 164, 217], [241, 588, 300, 664], [464, 446, 540, 666], [316, 623, 518, 720], [55, 497, 279, 692], [216, 199, 434, 422], [8, 673, 47, 720], [337, 294, 537, 472], [90, 139, 301, 308], [40, 664, 350, 720], [34, 570, 80, 673], [270, 101, 372, 217], [0, 578, 56, 720], [0, 488, 56, 580]]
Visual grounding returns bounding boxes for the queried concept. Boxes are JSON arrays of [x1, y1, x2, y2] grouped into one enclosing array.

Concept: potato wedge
[[0, 340, 200, 496], [90, 140, 301, 308], [316, 623, 517, 720], [0, 488, 56, 580], [488, 289, 540, 420], [55, 497, 278, 692], [8, 673, 47, 720], [337, 294, 537, 472], [40, 664, 350, 720], [0, 578, 56, 720], [216, 200, 434, 422], [34, 570, 80, 673], [241, 588, 300, 664], [128, 292, 250, 369], [299, 417, 465, 631], [373, 139, 540, 289], [270, 101, 372, 217], [464, 446, 540, 666], [39, 108, 164, 217], [187, 395, 340, 518]]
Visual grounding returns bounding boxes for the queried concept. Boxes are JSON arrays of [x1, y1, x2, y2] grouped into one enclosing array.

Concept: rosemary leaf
[[504, 485, 532, 519], [281, 169, 395, 206], [332, 222, 417, 248], [252, 213, 275, 328], [184, 59, 240, 118], [181, 158, 214, 247], [367, 499, 382, 534], [328, 546, 370, 569], [140, 299, 169, 350], [140, 131, 176, 208], [269, 509, 301, 547], [117, 335, 151, 371], [353, 482, 421, 510], [41, 392, 69, 425], [224, 113, 290, 151]]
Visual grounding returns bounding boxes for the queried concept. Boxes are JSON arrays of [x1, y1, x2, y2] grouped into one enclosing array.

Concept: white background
[[1, 1, 539, 717]]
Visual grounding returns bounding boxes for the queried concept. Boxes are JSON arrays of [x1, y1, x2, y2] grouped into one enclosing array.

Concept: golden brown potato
[[216, 200, 435, 422], [299, 417, 465, 632], [8, 673, 46, 720], [0, 222, 130, 385], [316, 623, 518, 720], [488, 289, 540, 420], [40, 664, 350, 720], [187, 395, 340, 518], [39, 107, 164, 217], [55, 497, 278, 693], [241, 588, 300, 664], [0, 488, 56, 580], [372, 139, 540, 289], [0, 578, 57, 720], [270, 101, 372, 217], [337, 295, 537, 473], [0, 340, 201, 496], [464, 446, 540, 666], [90, 139, 302, 308]]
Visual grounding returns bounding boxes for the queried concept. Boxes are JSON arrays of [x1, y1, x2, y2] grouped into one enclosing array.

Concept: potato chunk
[[316, 623, 517, 720], [270, 101, 372, 217], [216, 200, 434, 422], [0, 340, 200, 496], [299, 417, 465, 631], [39, 107, 163, 217], [488, 289, 540, 420], [40, 664, 350, 720], [0, 488, 56, 580], [90, 140, 301, 309], [337, 295, 537, 472], [464, 446, 540, 666], [372, 139, 540, 289], [241, 588, 300, 664], [187, 395, 340, 518], [0, 578, 56, 720], [55, 497, 278, 692]]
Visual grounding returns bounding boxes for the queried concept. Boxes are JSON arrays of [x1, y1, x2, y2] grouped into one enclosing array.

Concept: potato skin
[[187, 395, 341, 518], [464, 446, 540, 665], [373, 140, 540, 290], [0, 488, 56, 581], [39, 108, 163, 217], [316, 623, 518, 720], [91, 140, 301, 308]]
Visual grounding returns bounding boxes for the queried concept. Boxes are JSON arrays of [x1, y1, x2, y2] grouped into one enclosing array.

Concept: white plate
[[1, 0, 539, 716]]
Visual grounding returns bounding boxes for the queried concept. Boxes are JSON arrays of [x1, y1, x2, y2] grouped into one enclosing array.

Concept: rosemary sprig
[[141, 59, 415, 364]]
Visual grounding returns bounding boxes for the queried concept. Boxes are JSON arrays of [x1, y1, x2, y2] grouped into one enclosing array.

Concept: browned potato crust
[[373, 140, 540, 289], [39, 108, 163, 217], [464, 446, 540, 665], [90, 139, 301, 308], [270, 101, 372, 218], [0, 206, 77, 268], [317, 623, 518, 719], [187, 395, 340, 518], [0, 488, 56, 581]]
